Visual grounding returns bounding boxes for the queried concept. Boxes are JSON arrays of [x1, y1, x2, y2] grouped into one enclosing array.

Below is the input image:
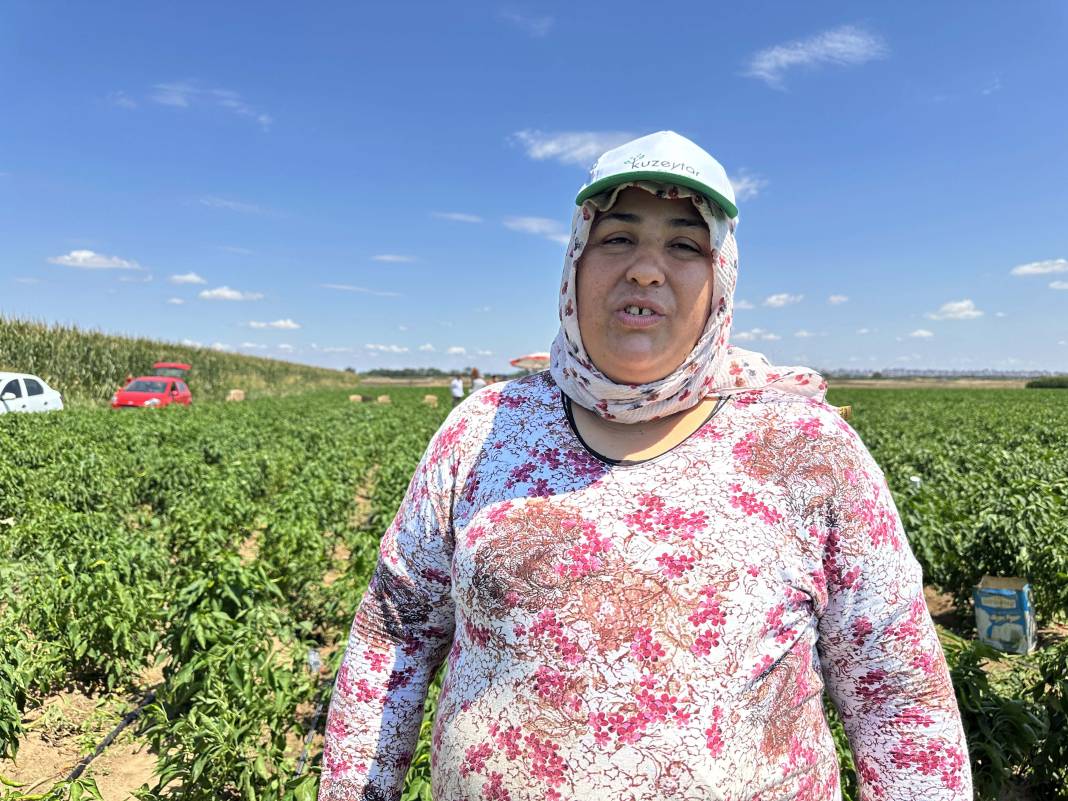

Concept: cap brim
[[575, 171, 738, 219]]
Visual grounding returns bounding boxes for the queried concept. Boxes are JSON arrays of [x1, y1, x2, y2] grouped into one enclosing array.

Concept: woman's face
[[576, 187, 716, 385]]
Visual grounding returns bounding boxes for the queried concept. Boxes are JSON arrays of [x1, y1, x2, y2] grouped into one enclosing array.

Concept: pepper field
[[0, 387, 1065, 800]]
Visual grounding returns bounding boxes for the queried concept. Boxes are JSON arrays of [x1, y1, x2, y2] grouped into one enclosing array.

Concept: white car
[[0, 372, 64, 414]]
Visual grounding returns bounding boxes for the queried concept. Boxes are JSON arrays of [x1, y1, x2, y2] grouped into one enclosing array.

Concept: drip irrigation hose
[[65, 689, 157, 782], [293, 677, 335, 779]]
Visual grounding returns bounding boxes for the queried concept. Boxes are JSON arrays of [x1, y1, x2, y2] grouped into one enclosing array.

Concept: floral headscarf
[[549, 181, 827, 423]]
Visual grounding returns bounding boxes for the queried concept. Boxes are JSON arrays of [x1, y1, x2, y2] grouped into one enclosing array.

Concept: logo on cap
[[622, 154, 701, 177]]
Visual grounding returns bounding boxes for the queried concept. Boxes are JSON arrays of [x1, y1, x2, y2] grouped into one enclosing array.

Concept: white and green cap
[[575, 130, 738, 219]]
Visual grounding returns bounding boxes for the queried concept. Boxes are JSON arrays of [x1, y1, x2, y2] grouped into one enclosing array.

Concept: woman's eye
[[603, 236, 632, 245], [672, 242, 702, 254]]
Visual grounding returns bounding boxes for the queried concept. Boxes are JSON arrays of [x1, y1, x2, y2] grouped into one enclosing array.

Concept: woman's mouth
[[614, 304, 665, 328]]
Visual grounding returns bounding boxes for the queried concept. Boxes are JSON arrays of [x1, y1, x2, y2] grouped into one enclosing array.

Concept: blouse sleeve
[[815, 423, 972, 800], [318, 415, 468, 801]]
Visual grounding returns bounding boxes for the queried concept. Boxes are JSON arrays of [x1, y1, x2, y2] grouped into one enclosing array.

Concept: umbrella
[[509, 352, 550, 371]]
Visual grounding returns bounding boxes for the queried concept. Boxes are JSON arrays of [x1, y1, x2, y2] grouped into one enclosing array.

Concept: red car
[[112, 362, 193, 408]]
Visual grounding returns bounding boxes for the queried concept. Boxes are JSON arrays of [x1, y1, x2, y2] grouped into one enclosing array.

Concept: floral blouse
[[319, 373, 971, 801]]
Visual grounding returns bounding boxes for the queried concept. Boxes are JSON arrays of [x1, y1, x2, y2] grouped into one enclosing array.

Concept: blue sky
[[2, 1, 1066, 374]]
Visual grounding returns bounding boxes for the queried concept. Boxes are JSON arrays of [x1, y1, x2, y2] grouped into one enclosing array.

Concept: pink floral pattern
[[319, 373, 971, 801]]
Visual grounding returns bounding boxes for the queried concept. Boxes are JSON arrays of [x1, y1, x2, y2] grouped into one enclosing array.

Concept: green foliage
[[1026, 638, 1068, 796], [0, 314, 359, 405], [827, 387, 1068, 621], [1025, 376, 1068, 388], [938, 631, 1047, 798], [0, 389, 444, 793], [2, 385, 1066, 798], [0, 621, 31, 761]]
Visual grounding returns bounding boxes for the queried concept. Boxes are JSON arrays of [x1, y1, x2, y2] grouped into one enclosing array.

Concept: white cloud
[[856, 327, 871, 335], [320, 283, 401, 297], [398, 325, 409, 331], [734, 299, 755, 310], [909, 329, 934, 338], [199, 285, 264, 301], [321, 346, 352, 353], [210, 88, 272, 130], [277, 343, 295, 353], [1051, 281, 1068, 290], [151, 81, 272, 130], [166, 298, 185, 305], [744, 25, 889, 89], [372, 254, 417, 263], [365, 343, 409, 353], [169, 271, 207, 284], [432, 211, 483, 223], [828, 294, 848, 305], [181, 338, 202, 348], [240, 342, 267, 349], [733, 328, 781, 342], [925, 299, 983, 320], [199, 196, 264, 214], [1059, 340, 1067, 346], [995, 311, 1007, 317], [476, 349, 494, 356], [729, 170, 769, 201], [1010, 258, 1068, 276], [248, 318, 301, 330], [511, 130, 635, 166], [419, 343, 436, 352], [447, 346, 467, 355], [48, 249, 141, 270], [763, 292, 803, 308], [151, 81, 197, 107], [499, 9, 554, 37], [210, 342, 233, 352], [794, 329, 825, 338], [981, 76, 1002, 96], [504, 216, 570, 245], [107, 90, 137, 109]]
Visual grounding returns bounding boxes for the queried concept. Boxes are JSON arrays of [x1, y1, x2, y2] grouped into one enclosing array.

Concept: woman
[[471, 368, 487, 393], [320, 131, 971, 800], [450, 374, 465, 407]]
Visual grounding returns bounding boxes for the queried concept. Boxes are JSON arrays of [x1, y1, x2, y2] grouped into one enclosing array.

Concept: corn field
[[0, 315, 359, 405]]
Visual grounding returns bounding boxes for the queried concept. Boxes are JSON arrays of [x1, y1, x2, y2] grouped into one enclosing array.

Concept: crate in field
[[973, 575, 1036, 654]]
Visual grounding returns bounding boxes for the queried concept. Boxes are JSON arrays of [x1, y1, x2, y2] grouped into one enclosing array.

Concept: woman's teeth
[[624, 305, 655, 316]]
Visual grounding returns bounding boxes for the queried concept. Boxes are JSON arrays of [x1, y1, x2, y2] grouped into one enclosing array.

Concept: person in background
[[320, 131, 970, 801], [470, 368, 487, 393], [449, 374, 464, 407]]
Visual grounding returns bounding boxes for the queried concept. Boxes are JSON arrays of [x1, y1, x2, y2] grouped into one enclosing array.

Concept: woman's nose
[[624, 245, 667, 287]]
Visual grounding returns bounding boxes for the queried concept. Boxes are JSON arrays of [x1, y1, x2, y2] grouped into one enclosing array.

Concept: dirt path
[[0, 674, 159, 800]]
